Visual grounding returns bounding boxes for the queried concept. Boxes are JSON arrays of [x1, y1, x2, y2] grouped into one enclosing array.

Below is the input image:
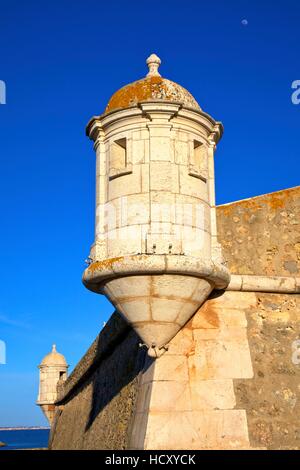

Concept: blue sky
[[0, 0, 299, 426]]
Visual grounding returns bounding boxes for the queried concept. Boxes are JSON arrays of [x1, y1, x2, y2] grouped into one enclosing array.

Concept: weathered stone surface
[[50, 286, 300, 450], [234, 292, 300, 450], [46, 51, 300, 450], [190, 379, 236, 410], [84, 55, 228, 356], [129, 288, 300, 449], [143, 410, 250, 450], [49, 313, 146, 450], [217, 186, 300, 276], [102, 274, 213, 353]]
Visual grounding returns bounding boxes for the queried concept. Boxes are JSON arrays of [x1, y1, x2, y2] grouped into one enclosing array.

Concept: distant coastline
[[0, 428, 50, 449], [0, 426, 50, 431]]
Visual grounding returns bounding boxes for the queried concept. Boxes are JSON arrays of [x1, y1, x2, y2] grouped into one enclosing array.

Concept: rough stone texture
[[104, 54, 200, 114], [130, 289, 300, 450], [130, 291, 253, 450], [217, 186, 300, 276], [234, 292, 300, 450], [49, 313, 146, 450], [105, 76, 201, 114], [48, 186, 300, 450]]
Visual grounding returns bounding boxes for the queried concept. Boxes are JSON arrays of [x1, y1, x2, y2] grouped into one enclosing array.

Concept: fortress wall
[[130, 290, 300, 450], [50, 187, 300, 449], [49, 313, 146, 450], [216, 186, 300, 276], [50, 290, 300, 450], [234, 291, 300, 449]]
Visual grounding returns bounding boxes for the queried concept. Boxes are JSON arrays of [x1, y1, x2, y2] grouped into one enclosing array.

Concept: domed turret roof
[[105, 54, 201, 114], [40, 344, 67, 367]]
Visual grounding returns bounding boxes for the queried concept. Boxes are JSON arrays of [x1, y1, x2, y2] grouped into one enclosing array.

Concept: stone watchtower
[[83, 54, 230, 357], [38, 54, 300, 451], [36, 344, 68, 424]]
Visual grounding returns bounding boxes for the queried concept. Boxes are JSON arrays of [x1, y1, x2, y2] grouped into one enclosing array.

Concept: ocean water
[[0, 429, 50, 450]]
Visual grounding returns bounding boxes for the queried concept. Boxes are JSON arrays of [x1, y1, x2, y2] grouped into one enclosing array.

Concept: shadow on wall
[[49, 312, 152, 449], [85, 326, 150, 432]]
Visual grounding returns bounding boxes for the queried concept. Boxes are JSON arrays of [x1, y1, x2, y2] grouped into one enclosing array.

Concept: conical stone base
[[102, 274, 213, 356]]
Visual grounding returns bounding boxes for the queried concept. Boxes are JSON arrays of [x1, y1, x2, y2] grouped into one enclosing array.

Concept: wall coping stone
[[227, 274, 300, 293]]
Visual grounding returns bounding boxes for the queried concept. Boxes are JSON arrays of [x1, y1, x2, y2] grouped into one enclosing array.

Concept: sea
[[0, 429, 50, 450]]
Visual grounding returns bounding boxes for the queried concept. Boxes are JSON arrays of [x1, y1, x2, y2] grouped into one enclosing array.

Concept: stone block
[[174, 194, 210, 230], [167, 329, 194, 356], [179, 226, 211, 257], [191, 305, 248, 329], [193, 326, 249, 341], [152, 355, 189, 382], [144, 410, 249, 450], [131, 130, 140, 140], [140, 129, 150, 140], [121, 193, 150, 226], [108, 166, 141, 200], [242, 275, 296, 292], [141, 164, 150, 193], [132, 140, 145, 164], [150, 162, 179, 193], [149, 381, 192, 412], [179, 165, 208, 200], [151, 274, 200, 300], [175, 140, 189, 165], [174, 300, 202, 327], [96, 174, 107, 204], [150, 191, 176, 223], [134, 322, 180, 352], [106, 226, 142, 257], [190, 379, 236, 410], [150, 137, 171, 161], [188, 332, 253, 379], [119, 298, 152, 323], [151, 298, 192, 322], [105, 275, 151, 298], [210, 291, 257, 309]]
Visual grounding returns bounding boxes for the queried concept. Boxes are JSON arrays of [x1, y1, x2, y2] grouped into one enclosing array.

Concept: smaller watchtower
[[36, 344, 68, 424]]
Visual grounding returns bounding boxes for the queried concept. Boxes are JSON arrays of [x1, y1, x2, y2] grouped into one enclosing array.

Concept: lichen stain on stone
[[199, 301, 220, 328], [105, 76, 200, 113], [87, 256, 125, 274], [188, 300, 220, 329], [87, 254, 151, 275], [218, 187, 300, 217]]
